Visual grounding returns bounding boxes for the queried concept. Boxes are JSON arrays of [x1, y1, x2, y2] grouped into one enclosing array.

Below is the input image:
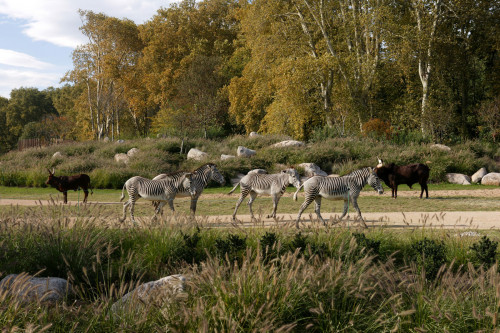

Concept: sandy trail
[[0, 189, 498, 229]]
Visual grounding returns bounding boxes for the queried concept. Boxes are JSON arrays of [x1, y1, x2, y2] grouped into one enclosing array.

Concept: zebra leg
[[352, 198, 368, 228], [339, 199, 349, 220], [268, 194, 281, 219], [153, 201, 167, 220], [189, 196, 199, 216], [119, 200, 130, 222], [247, 192, 258, 220], [167, 199, 175, 212], [295, 194, 315, 228], [314, 197, 327, 226], [129, 200, 137, 224], [232, 190, 249, 220]]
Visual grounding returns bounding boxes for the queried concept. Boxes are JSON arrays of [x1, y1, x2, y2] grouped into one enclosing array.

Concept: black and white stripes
[[293, 167, 383, 228], [229, 168, 301, 220]]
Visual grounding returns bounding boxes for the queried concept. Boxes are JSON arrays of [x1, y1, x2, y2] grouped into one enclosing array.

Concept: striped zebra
[[229, 168, 301, 220], [152, 163, 225, 216], [119, 173, 194, 224], [293, 167, 383, 228]]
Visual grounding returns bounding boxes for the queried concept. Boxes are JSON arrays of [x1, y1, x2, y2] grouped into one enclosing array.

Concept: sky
[[0, 0, 178, 99]]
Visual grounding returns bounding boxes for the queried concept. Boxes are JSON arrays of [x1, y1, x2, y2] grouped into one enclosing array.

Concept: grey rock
[[0, 273, 72, 303], [187, 148, 208, 161], [221, 154, 235, 160], [446, 173, 471, 185], [52, 152, 63, 159], [271, 140, 305, 148], [297, 163, 327, 177], [237, 146, 256, 157], [481, 173, 500, 186], [127, 148, 140, 157], [114, 153, 129, 164], [249, 132, 261, 138], [430, 143, 451, 151], [111, 274, 186, 315], [471, 167, 488, 183]]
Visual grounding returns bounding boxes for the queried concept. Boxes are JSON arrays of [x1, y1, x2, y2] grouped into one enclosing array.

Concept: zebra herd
[[119, 163, 383, 228]]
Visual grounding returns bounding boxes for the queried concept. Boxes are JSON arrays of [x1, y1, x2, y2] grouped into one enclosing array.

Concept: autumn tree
[[65, 10, 143, 140]]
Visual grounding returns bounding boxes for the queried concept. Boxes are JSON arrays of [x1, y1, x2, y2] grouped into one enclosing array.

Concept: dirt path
[[1, 189, 499, 229]]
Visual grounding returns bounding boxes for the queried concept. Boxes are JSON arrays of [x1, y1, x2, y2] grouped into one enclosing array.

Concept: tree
[[65, 10, 143, 140], [4, 88, 57, 143]]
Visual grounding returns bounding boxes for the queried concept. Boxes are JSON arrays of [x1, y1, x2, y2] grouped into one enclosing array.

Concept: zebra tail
[[120, 184, 126, 202], [293, 184, 304, 201], [228, 182, 240, 194]]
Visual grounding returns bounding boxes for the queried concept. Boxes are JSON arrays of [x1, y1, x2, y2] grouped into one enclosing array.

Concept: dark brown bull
[[374, 159, 429, 199], [46, 168, 93, 203]]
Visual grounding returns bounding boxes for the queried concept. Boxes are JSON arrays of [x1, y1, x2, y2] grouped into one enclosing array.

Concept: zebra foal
[[229, 168, 301, 221], [293, 167, 383, 228], [119, 173, 195, 224], [152, 163, 225, 216]]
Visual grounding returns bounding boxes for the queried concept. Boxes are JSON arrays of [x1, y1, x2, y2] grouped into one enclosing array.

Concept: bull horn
[[52, 168, 55, 174]]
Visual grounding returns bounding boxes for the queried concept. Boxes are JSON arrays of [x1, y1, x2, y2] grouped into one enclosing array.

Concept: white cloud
[[0, 0, 177, 48], [0, 68, 61, 98], [0, 49, 53, 69]]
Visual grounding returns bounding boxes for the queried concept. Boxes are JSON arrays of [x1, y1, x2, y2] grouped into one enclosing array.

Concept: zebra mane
[[343, 167, 372, 177], [193, 163, 215, 173]]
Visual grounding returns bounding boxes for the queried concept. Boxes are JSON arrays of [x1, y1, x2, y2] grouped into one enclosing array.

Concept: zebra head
[[282, 168, 301, 188], [209, 164, 226, 185], [367, 168, 384, 195]]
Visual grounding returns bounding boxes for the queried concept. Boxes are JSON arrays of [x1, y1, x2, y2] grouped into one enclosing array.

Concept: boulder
[[430, 143, 451, 151], [103, 137, 110, 143], [114, 153, 129, 164], [52, 152, 63, 159], [127, 148, 140, 158], [249, 132, 261, 138], [187, 148, 208, 161], [271, 140, 305, 148], [221, 154, 235, 160], [446, 173, 471, 185], [297, 163, 327, 177], [116, 139, 125, 144], [237, 146, 256, 157], [111, 274, 186, 315], [0, 273, 72, 303], [481, 173, 500, 186], [471, 167, 488, 183]]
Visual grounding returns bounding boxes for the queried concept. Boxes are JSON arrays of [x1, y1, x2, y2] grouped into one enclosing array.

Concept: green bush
[[410, 238, 447, 280], [470, 236, 498, 269]]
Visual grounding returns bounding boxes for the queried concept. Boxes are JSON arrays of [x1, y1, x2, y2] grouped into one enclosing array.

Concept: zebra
[[152, 163, 226, 216], [228, 168, 301, 220], [119, 173, 195, 224], [293, 167, 383, 228]]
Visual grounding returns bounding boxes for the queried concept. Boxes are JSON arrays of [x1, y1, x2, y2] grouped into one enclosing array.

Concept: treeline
[[0, 0, 498, 153]]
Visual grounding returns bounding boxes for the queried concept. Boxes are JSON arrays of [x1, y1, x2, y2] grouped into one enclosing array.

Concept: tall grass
[[1, 205, 500, 331]]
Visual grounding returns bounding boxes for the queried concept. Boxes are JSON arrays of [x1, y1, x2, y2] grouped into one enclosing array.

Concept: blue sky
[[0, 0, 177, 99]]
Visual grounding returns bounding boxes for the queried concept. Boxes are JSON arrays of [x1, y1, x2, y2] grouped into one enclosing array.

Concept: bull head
[[376, 157, 384, 168]]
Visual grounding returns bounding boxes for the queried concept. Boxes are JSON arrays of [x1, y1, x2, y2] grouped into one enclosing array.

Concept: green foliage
[[214, 233, 247, 262], [410, 238, 447, 280], [470, 236, 498, 269]]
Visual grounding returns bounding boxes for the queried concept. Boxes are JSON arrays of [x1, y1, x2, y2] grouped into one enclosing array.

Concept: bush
[[410, 238, 447, 280], [470, 236, 498, 269]]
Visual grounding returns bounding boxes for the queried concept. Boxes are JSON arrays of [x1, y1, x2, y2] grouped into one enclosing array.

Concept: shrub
[[362, 118, 392, 140], [470, 236, 498, 269], [410, 238, 447, 280]]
